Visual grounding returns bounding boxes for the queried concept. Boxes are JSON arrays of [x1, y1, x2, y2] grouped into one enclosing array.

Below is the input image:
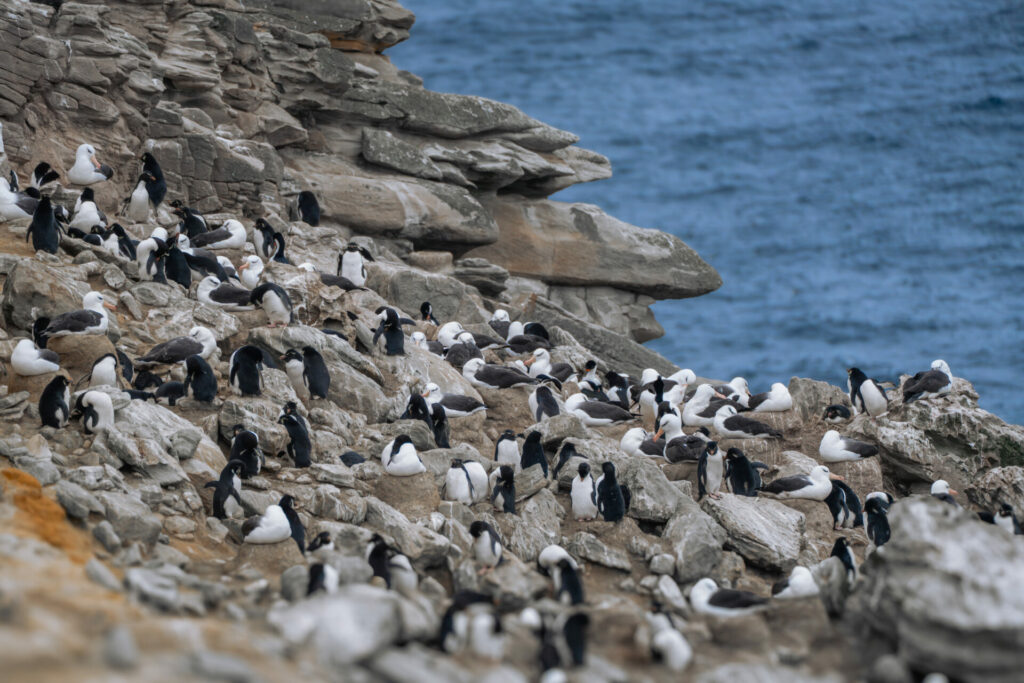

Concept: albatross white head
[[188, 325, 217, 359], [410, 331, 428, 350], [490, 309, 510, 323], [931, 359, 952, 378], [931, 479, 957, 496], [810, 465, 844, 483]]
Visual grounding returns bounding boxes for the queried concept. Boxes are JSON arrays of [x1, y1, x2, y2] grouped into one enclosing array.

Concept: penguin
[[697, 441, 724, 500], [278, 413, 312, 467], [366, 534, 417, 594], [554, 558, 585, 605], [529, 384, 561, 422], [135, 234, 166, 282], [469, 520, 503, 574], [116, 349, 134, 386], [646, 610, 693, 673], [204, 460, 244, 519], [419, 301, 439, 325], [536, 545, 578, 578], [990, 503, 1023, 535], [847, 367, 888, 417], [372, 306, 414, 356], [281, 347, 330, 400], [269, 231, 289, 264], [307, 531, 334, 560], [242, 494, 304, 553], [70, 187, 106, 231], [864, 491, 895, 511], [75, 390, 114, 434], [249, 282, 293, 327], [39, 375, 71, 428], [30, 162, 60, 190], [252, 218, 277, 261], [440, 591, 498, 655], [172, 204, 208, 238], [307, 563, 339, 596], [85, 353, 119, 388], [25, 197, 60, 254], [520, 431, 548, 478], [140, 152, 167, 209], [571, 461, 599, 521], [278, 400, 307, 430], [552, 441, 580, 478], [280, 348, 310, 401], [296, 190, 320, 226], [338, 243, 373, 287], [494, 430, 521, 470], [822, 404, 852, 423], [442, 458, 488, 504], [724, 447, 766, 497], [229, 345, 265, 396], [430, 403, 451, 449], [399, 392, 433, 429], [160, 239, 192, 290], [125, 390, 155, 401], [490, 465, 517, 514], [596, 461, 629, 522], [830, 537, 858, 583], [382, 434, 426, 476], [183, 354, 217, 402], [864, 496, 891, 548], [366, 534, 394, 587], [829, 479, 864, 529], [122, 173, 155, 223], [229, 425, 263, 479], [133, 370, 164, 391], [154, 381, 185, 406], [340, 451, 365, 467]]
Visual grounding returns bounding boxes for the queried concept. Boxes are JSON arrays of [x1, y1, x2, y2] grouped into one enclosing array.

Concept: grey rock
[[700, 495, 805, 572], [124, 567, 180, 612], [566, 532, 631, 571], [663, 498, 727, 584], [96, 491, 162, 545], [310, 463, 356, 489], [12, 456, 60, 485], [280, 564, 310, 603], [363, 497, 449, 568], [809, 556, 850, 618], [190, 651, 257, 683], [966, 466, 1024, 515], [620, 459, 684, 523], [848, 497, 1024, 682], [92, 520, 122, 553], [86, 557, 122, 592], [650, 553, 675, 575], [454, 257, 509, 297], [103, 626, 139, 671], [697, 664, 842, 683]]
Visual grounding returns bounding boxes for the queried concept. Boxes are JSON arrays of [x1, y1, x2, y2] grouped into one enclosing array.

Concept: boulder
[[663, 497, 727, 584], [848, 498, 1024, 682], [96, 491, 162, 545], [966, 466, 1024, 514], [700, 495, 805, 572]]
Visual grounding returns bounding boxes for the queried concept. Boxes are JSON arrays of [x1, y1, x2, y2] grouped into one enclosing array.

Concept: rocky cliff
[[1, 1, 1022, 682]]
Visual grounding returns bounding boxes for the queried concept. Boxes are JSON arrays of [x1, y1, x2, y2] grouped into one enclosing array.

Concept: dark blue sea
[[392, 0, 1024, 424]]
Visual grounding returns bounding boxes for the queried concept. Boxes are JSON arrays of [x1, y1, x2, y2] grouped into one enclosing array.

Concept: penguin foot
[[477, 566, 493, 576], [709, 492, 723, 499]]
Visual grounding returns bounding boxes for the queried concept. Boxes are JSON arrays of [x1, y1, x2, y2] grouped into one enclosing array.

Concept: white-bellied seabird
[[197, 275, 254, 311], [724, 447, 766, 496], [469, 520, 503, 573], [655, 413, 710, 462], [902, 360, 953, 403], [242, 494, 304, 553], [819, 430, 878, 462], [595, 461, 629, 522], [645, 611, 693, 672], [823, 404, 853, 423], [748, 382, 793, 412], [252, 218, 277, 261], [865, 491, 894, 510], [422, 382, 486, 417], [931, 479, 959, 506], [140, 152, 166, 208], [525, 348, 575, 382], [529, 384, 561, 421], [825, 479, 863, 529], [68, 143, 114, 186], [761, 465, 842, 500], [70, 188, 106, 231], [713, 377, 751, 405], [11, 339, 60, 376], [373, 306, 413, 355], [204, 460, 244, 520], [506, 330, 550, 355], [491, 465, 516, 513], [442, 458, 488, 504], [171, 204, 207, 238], [847, 367, 888, 417], [537, 544, 578, 579], [249, 282, 293, 327], [75, 390, 114, 434], [382, 434, 426, 476], [0, 176, 39, 221], [445, 332, 483, 369], [191, 219, 246, 250], [123, 173, 153, 223], [494, 430, 521, 470], [238, 254, 264, 289], [85, 353, 119, 388], [830, 537, 858, 582], [136, 326, 216, 367], [565, 393, 634, 427], [771, 566, 819, 599], [437, 321, 466, 350], [682, 384, 722, 427], [864, 496, 891, 548], [689, 577, 767, 617], [39, 375, 71, 428], [697, 442, 724, 500], [463, 358, 537, 389], [43, 292, 116, 339], [338, 242, 373, 287], [620, 427, 655, 457], [713, 405, 782, 439], [571, 461, 598, 521]]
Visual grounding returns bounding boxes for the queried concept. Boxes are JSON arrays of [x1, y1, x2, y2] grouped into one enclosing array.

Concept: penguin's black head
[[420, 301, 432, 318], [865, 497, 887, 515], [52, 375, 70, 388], [725, 447, 743, 461], [556, 558, 574, 570], [698, 426, 710, 437], [80, 188, 94, 203], [499, 465, 514, 481], [706, 441, 719, 455], [255, 218, 273, 232], [469, 521, 488, 538], [232, 424, 246, 436], [500, 429, 516, 441], [584, 360, 597, 371], [228, 460, 244, 475], [449, 458, 464, 469], [281, 348, 303, 364], [279, 494, 295, 509], [601, 461, 615, 476], [999, 503, 1015, 517], [831, 537, 849, 554], [283, 400, 299, 415], [578, 462, 591, 478], [524, 431, 542, 445], [346, 243, 359, 252], [393, 434, 413, 449], [309, 531, 332, 551], [141, 152, 156, 165]]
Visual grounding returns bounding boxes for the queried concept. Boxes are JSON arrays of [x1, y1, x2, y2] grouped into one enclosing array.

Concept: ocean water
[[392, 0, 1024, 423]]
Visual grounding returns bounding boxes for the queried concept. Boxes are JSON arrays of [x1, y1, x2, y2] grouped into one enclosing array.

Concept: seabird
[[819, 430, 878, 462], [190, 219, 246, 250], [488, 309, 511, 338], [713, 405, 782, 439], [252, 218, 276, 261], [242, 494, 304, 553], [525, 348, 575, 382], [410, 331, 444, 355], [67, 143, 114, 185], [74, 390, 114, 434], [682, 384, 723, 427], [11, 339, 60, 376], [506, 332, 551, 355], [565, 393, 634, 427], [981, 503, 1023, 535], [183, 355, 217, 402], [204, 460, 244, 520], [620, 427, 659, 458], [25, 197, 62, 254], [444, 332, 483, 369], [236, 255, 263, 289], [122, 173, 154, 223], [281, 347, 330, 400], [469, 520, 503, 573], [249, 282, 293, 327], [748, 382, 793, 412], [135, 326, 216, 367], [595, 461, 629, 522], [712, 377, 751, 405], [0, 176, 39, 221], [172, 204, 207, 238], [847, 367, 888, 417], [825, 479, 863, 529], [931, 480, 959, 507], [437, 321, 466, 350], [902, 360, 953, 403], [822, 404, 852, 423], [373, 306, 413, 355], [520, 431, 548, 477], [831, 537, 858, 583], [494, 430, 521, 470], [761, 465, 842, 500], [697, 442, 724, 500], [771, 566, 819, 600], [529, 384, 561, 421], [154, 381, 185, 406], [39, 375, 71, 428], [140, 152, 166, 207], [657, 414, 711, 462], [382, 434, 426, 476], [197, 275, 254, 311], [724, 447, 766, 496], [463, 358, 537, 389], [554, 558, 585, 605], [296, 190, 320, 226], [229, 345, 265, 396], [571, 462, 598, 521], [422, 382, 485, 418], [689, 578, 767, 617], [338, 243, 373, 287], [230, 425, 263, 478], [865, 491, 895, 511], [84, 352, 120, 388], [136, 233, 166, 282], [419, 301, 439, 325], [279, 412, 312, 467], [43, 292, 115, 339], [864, 496, 891, 548]]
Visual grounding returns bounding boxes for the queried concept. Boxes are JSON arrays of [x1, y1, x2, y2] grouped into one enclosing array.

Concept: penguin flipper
[[697, 453, 708, 500], [620, 485, 631, 511]]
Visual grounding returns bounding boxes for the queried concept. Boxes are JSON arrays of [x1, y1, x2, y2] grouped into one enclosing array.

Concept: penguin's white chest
[[571, 476, 598, 519], [341, 253, 365, 286], [444, 469, 473, 503], [128, 183, 150, 222]]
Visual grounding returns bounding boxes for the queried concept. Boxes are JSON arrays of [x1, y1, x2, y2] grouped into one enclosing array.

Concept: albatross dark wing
[[707, 588, 768, 609], [136, 336, 203, 366], [762, 474, 813, 495], [902, 369, 950, 402], [44, 309, 103, 335]]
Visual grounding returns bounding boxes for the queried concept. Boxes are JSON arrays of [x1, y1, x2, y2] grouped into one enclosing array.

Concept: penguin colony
[[0, 141, 1016, 681]]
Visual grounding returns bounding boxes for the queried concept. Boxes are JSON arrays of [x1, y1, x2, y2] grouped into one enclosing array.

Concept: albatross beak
[[421, 390, 430, 398], [239, 262, 249, 271], [829, 473, 845, 481], [653, 428, 664, 442], [103, 301, 117, 311], [91, 155, 101, 171], [524, 357, 535, 367], [949, 488, 958, 495]]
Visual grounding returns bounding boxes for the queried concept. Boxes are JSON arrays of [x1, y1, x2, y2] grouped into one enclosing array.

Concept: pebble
[[103, 626, 139, 670]]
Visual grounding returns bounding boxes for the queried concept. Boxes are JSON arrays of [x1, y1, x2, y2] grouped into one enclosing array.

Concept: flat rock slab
[[701, 494, 805, 572]]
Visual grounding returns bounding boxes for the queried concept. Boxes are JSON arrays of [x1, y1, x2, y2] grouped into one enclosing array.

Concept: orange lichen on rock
[[2, 468, 93, 564]]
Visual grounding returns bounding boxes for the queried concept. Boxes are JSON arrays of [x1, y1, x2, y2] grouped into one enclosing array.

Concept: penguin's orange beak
[[103, 301, 117, 311]]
